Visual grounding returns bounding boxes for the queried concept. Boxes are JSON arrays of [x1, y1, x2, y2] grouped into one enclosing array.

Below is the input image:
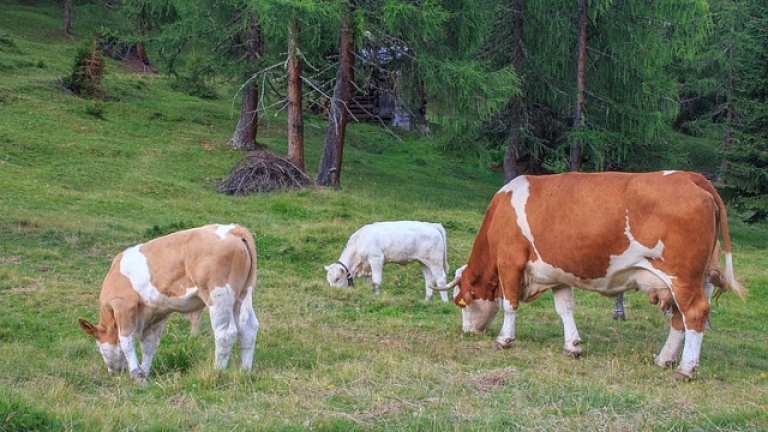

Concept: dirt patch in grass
[[468, 366, 519, 393]]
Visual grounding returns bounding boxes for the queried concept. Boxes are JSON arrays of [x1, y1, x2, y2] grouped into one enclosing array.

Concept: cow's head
[[79, 317, 127, 375], [324, 262, 353, 288], [436, 265, 501, 334]]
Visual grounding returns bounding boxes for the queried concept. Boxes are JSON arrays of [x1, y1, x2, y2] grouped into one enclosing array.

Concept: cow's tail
[[694, 175, 747, 300], [435, 223, 449, 275], [232, 225, 258, 293]]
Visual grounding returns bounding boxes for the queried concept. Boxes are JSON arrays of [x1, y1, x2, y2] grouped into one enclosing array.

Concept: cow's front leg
[[209, 286, 238, 369], [369, 256, 385, 294], [138, 316, 170, 377], [493, 298, 517, 349], [553, 286, 582, 357], [118, 333, 144, 380]]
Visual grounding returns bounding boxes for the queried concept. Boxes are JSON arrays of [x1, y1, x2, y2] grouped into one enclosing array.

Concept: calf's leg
[[235, 286, 259, 371], [208, 285, 238, 369], [368, 256, 385, 294]]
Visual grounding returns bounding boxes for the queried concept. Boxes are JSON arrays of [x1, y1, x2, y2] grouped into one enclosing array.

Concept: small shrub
[[63, 39, 104, 98], [84, 101, 104, 119]]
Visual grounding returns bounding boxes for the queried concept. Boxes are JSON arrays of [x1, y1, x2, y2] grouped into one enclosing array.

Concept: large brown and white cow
[[439, 171, 746, 380], [79, 224, 259, 380], [325, 221, 450, 301]]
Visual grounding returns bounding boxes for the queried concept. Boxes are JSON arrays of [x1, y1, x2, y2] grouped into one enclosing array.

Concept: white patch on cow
[[662, 170, 678, 176], [678, 330, 703, 377], [502, 176, 541, 258], [604, 215, 671, 288], [120, 245, 200, 311], [215, 223, 236, 240]]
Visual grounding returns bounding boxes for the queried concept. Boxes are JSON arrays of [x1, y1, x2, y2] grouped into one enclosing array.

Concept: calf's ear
[[324, 265, 331, 271], [78, 317, 98, 337]]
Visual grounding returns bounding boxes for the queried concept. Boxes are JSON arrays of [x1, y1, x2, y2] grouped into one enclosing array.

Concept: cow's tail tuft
[[694, 175, 747, 300]]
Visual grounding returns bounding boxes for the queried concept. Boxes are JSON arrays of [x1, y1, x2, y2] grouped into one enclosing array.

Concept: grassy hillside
[[1, 2, 767, 431]]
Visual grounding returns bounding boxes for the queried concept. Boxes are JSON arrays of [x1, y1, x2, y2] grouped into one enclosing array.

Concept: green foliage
[[62, 40, 105, 98], [721, 136, 768, 222]]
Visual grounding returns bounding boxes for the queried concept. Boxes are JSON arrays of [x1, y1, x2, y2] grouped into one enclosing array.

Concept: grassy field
[[2, 2, 767, 431]]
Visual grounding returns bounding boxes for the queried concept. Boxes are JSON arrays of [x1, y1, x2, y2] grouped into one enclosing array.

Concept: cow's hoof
[[130, 369, 146, 381], [613, 311, 625, 321], [564, 340, 582, 358], [493, 338, 514, 349], [564, 348, 582, 358], [671, 371, 693, 382], [655, 357, 677, 369]]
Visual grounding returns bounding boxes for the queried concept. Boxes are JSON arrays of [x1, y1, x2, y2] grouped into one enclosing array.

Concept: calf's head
[[79, 317, 127, 375], [324, 262, 353, 287]]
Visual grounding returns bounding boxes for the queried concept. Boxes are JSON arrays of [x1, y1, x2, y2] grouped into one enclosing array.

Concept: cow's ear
[[324, 265, 331, 271], [79, 317, 98, 337]]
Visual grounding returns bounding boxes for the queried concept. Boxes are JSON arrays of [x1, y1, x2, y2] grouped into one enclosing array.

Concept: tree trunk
[[570, 0, 588, 172], [317, 14, 354, 189], [287, 21, 305, 171], [62, 0, 72, 37], [229, 13, 264, 151], [135, 9, 151, 66], [504, 0, 525, 183]]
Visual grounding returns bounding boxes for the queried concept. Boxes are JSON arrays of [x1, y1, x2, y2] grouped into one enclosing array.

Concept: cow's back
[[495, 171, 718, 287], [125, 224, 254, 309]]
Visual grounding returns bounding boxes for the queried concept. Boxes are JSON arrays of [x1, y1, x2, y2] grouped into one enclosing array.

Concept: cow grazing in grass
[[79, 224, 259, 380], [438, 171, 746, 380], [325, 221, 450, 302]]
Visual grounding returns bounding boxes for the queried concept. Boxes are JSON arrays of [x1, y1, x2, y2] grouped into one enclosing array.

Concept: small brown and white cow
[[439, 171, 746, 380], [79, 223, 259, 379]]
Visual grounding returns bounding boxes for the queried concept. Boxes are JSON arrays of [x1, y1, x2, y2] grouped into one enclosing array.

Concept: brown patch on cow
[[524, 173, 629, 279], [468, 366, 519, 393]]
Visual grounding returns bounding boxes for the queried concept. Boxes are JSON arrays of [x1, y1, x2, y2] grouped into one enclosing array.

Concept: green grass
[[1, 2, 768, 431]]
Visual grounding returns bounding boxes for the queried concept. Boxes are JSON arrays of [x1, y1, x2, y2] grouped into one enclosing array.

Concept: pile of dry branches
[[216, 151, 314, 195]]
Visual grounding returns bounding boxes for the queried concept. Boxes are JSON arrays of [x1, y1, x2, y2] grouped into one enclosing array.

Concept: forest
[[1, 1, 767, 431], [55, 0, 767, 216]]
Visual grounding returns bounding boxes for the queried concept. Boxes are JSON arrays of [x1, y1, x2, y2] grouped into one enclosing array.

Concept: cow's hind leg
[[613, 292, 626, 321], [208, 285, 238, 369], [655, 280, 709, 380], [552, 286, 582, 357], [424, 262, 449, 302], [235, 286, 259, 371]]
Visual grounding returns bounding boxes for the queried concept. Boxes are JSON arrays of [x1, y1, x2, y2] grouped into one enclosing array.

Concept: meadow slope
[[1, 2, 767, 431]]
